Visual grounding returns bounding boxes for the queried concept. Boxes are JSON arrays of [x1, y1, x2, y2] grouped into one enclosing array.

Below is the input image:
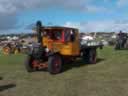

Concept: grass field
[[0, 47, 128, 96]]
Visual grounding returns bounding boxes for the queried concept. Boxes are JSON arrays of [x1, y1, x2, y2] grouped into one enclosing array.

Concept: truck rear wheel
[[25, 55, 34, 72], [89, 49, 97, 64], [48, 54, 62, 74], [82, 49, 97, 64]]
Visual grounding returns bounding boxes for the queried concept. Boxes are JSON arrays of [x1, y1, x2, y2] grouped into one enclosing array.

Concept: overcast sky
[[0, 0, 128, 33]]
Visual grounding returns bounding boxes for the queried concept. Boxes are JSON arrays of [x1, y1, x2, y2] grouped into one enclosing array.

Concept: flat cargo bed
[[81, 44, 103, 50], [80, 40, 103, 49]]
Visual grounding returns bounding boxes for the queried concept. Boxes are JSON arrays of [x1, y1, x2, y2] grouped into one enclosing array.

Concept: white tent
[[12, 36, 19, 40], [82, 36, 94, 41]]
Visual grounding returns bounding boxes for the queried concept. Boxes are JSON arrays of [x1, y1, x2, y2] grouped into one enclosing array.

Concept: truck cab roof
[[42, 26, 78, 31]]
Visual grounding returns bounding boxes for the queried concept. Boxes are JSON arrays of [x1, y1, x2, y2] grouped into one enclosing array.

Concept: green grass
[[0, 47, 128, 96]]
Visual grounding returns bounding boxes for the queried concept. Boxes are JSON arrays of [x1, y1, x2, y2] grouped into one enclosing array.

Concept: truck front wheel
[[25, 55, 34, 72], [48, 54, 62, 74]]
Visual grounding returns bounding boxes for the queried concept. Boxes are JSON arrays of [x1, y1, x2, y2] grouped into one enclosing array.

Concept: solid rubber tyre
[[48, 54, 62, 74], [82, 49, 97, 64], [25, 55, 34, 72], [89, 49, 97, 64]]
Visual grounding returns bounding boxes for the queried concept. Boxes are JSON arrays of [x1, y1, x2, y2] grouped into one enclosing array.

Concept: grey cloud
[[117, 0, 128, 7], [0, 0, 89, 32], [0, 0, 110, 33], [0, 0, 89, 14], [0, 14, 17, 30], [64, 20, 128, 32], [25, 23, 36, 30]]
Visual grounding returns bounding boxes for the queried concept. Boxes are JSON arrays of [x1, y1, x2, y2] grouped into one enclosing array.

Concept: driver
[[55, 31, 61, 40]]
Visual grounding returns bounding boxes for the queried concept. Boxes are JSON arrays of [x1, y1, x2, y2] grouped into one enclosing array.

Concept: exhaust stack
[[36, 21, 43, 44]]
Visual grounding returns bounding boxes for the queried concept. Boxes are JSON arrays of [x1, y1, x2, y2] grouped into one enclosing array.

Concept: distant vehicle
[[115, 31, 128, 50], [2, 43, 21, 55]]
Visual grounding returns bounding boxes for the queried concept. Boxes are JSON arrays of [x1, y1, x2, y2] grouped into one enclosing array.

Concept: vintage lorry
[[115, 31, 128, 50], [25, 21, 102, 74]]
